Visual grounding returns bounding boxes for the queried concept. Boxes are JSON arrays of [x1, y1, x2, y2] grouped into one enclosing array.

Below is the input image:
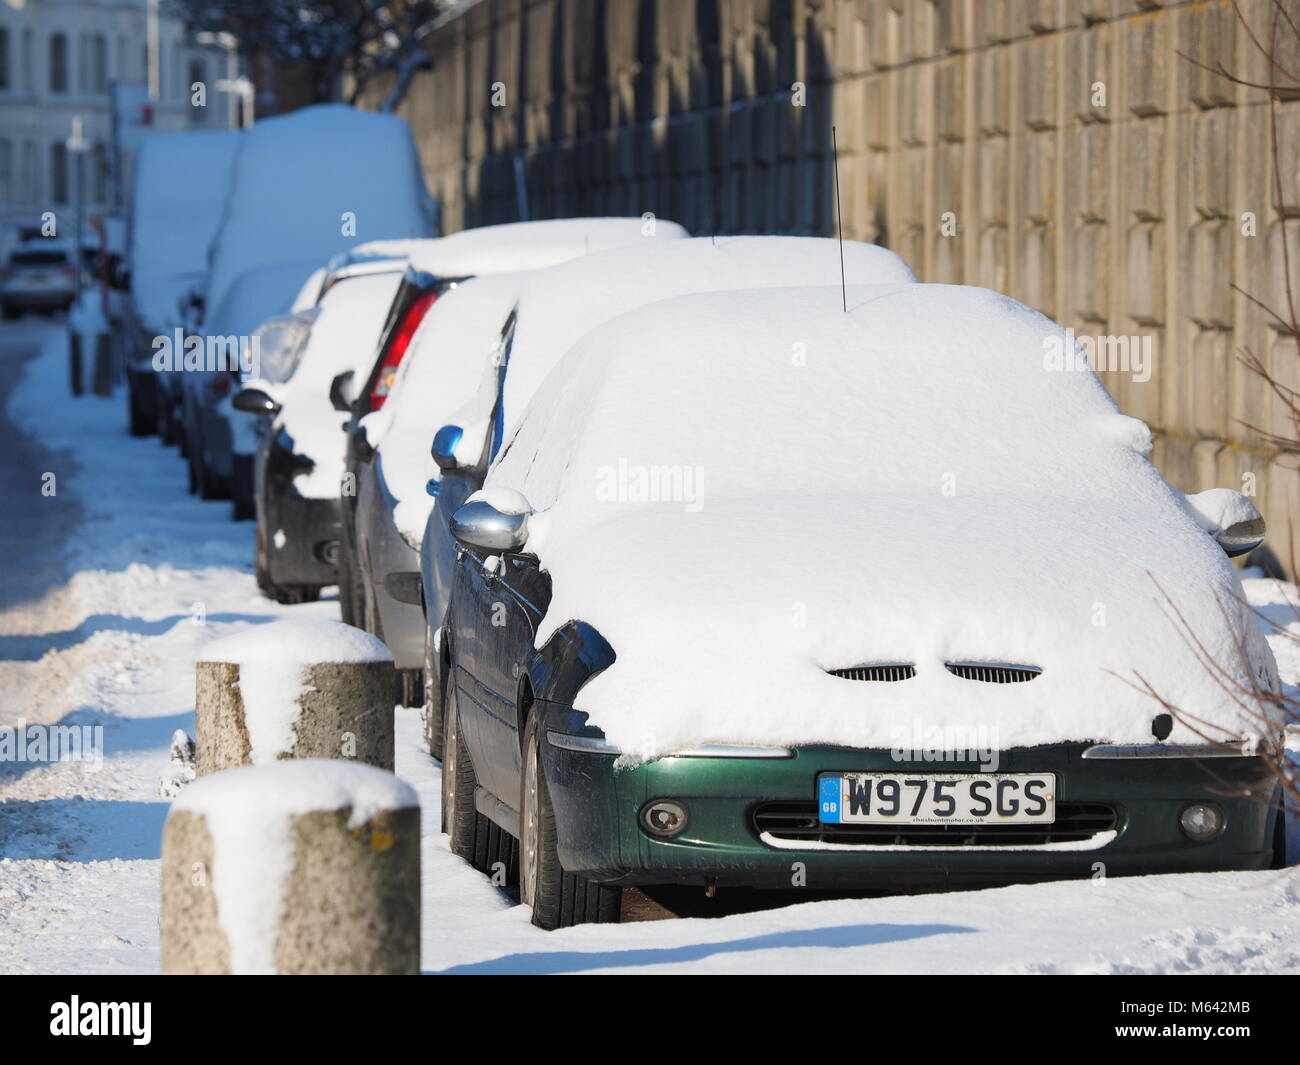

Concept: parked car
[[233, 268, 405, 603], [438, 282, 1283, 929], [124, 129, 242, 439], [334, 217, 690, 700], [418, 236, 918, 756], [186, 104, 438, 513], [0, 240, 77, 318]]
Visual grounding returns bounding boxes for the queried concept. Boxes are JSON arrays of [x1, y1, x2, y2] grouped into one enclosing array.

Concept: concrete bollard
[[161, 760, 420, 974], [195, 619, 397, 775], [68, 331, 83, 396], [91, 331, 113, 396]]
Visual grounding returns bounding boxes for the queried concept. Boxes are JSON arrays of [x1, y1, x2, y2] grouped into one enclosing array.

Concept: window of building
[[22, 28, 33, 92], [50, 142, 67, 203], [21, 140, 35, 204], [91, 34, 107, 93], [0, 28, 10, 91], [49, 32, 68, 94], [91, 143, 106, 203], [0, 141, 12, 204]]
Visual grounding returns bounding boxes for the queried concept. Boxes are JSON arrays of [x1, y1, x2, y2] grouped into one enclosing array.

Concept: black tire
[[186, 431, 201, 495], [440, 681, 516, 881], [336, 543, 363, 626], [127, 379, 154, 437], [1272, 803, 1289, 869], [422, 622, 445, 759], [519, 713, 621, 929], [232, 495, 255, 521], [1, 304, 18, 320], [399, 668, 423, 708]]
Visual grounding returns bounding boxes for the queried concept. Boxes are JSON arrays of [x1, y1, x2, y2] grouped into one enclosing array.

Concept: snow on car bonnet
[[406, 216, 688, 278], [261, 270, 404, 499], [497, 235, 917, 440], [488, 284, 1278, 763], [366, 273, 528, 545]]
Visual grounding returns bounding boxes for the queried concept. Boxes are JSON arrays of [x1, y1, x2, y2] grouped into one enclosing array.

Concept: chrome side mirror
[[328, 370, 354, 412], [232, 387, 280, 415], [431, 424, 464, 473], [1183, 488, 1266, 558], [1215, 517, 1266, 558], [451, 498, 530, 553]]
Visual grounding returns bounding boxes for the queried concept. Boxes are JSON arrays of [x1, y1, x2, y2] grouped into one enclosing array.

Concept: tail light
[[208, 372, 232, 400], [60, 263, 76, 278], [369, 290, 437, 411]]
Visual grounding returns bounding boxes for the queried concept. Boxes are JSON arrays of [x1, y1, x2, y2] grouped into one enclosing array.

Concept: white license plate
[[818, 772, 1056, 825]]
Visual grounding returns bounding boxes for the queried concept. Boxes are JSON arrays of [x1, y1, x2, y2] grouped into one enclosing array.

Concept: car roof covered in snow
[[405, 217, 688, 278], [496, 235, 917, 435], [203, 104, 435, 327], [486, 283, 1274, 761], [207, 259, 324, 340]]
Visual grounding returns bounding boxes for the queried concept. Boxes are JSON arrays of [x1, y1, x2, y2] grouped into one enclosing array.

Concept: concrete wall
[[372, 0, 1300, 572]]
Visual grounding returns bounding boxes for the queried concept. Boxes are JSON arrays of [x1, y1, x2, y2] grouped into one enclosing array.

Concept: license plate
[[818, 772, 1056, 825]]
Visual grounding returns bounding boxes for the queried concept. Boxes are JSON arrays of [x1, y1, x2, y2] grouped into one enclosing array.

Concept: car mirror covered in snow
[[1180, 488, 1266, 558], [451, 492, 532, 554], [232, 387, 280, 416]]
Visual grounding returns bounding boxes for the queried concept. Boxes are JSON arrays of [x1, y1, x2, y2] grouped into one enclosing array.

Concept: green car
[[435, 283, 1286, 929]]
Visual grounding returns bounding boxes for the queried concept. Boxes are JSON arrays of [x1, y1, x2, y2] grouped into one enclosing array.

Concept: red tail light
[[369, 290, 437, 411], [60, 263, 77, 278], [208, 372, 232, 399]]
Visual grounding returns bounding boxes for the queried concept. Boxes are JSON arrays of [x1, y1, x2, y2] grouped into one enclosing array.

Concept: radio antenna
[[832, 125, 846, 312]]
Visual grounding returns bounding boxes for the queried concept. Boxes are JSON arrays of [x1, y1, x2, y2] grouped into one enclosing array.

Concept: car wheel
[[127, 379, 153, 437], [186, 431, 201, 495], [336, 545, 359, 626], [440, 682, 515, 879], [519, 713, 621, 930], [422, 623, 444, 759], [399, 668, 423, 708], [1272, 802, 1289, 869], [1, 304, 18, 320]]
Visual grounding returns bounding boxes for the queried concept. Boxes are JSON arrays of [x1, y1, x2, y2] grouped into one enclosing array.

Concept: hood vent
[[945, 662, 1041, 684], [829, 664, 916, 683]]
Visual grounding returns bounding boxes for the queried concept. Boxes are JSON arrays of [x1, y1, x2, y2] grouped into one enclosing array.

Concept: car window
[[10, 250, 68, 266]]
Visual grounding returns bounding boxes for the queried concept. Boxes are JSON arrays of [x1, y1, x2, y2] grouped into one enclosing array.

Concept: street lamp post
[[194, 31, 245, 129], [66, 116, 90, 300]]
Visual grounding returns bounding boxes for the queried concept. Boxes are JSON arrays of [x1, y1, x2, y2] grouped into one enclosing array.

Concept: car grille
[[828, 664, 916, 682], [944, 662, 1041, 683], [753, 801, 1117, 847]]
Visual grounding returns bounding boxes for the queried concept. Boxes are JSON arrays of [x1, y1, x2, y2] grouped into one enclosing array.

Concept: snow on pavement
[[0, 323, 1298, 975]]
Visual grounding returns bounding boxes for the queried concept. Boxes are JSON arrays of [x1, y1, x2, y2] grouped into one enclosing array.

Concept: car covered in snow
[[124, 129, 241, 441], [0, 239, 78, 318], [184, 104, 438, 513], [438, 283, 1284, 929], [335, 217, 689, 705], [232, 266, 406, 603], [419, 235, 918, 755]]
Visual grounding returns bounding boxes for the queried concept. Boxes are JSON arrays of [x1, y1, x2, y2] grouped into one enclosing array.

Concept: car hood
[[527, 488, 1280, 763]]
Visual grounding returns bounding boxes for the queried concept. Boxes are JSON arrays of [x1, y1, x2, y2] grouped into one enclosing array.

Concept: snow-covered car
[[439, 283, 1283, 930], [232, 267, 405, 603], [336, 217, 689, 705], [0, 240, 77, 318], [124, 129, 241, 440], [418, 235, 918, 754], [185, 104, 438, 514]]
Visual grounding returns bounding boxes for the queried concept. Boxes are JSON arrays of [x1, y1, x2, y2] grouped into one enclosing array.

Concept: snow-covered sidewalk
[[1, 325, 1298, 974]]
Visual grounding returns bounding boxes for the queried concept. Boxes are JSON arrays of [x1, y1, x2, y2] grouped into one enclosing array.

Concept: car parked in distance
[[124, 129, 241, 440], [419, 236, 918, 756], [0, 240, 77, 318], [234, 267, 406, 603], [336, 217, 689, 709], [439, 283, 1282, 929], [187, 104, 438, 515]]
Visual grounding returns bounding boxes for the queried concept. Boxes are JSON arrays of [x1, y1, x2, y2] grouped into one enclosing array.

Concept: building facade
[[0, 0, 229, 221]]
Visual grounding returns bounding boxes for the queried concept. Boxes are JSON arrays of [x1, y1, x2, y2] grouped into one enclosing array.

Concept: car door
[[449, 542, 544, 806]]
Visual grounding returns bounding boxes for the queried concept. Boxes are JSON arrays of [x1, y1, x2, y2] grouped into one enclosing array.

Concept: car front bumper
[[538, 704, 1278, 890]]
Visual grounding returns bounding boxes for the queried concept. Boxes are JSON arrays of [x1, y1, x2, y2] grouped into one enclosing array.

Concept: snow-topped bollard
[[195, 619, 397, 775], [162, 760, 420, 974]]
